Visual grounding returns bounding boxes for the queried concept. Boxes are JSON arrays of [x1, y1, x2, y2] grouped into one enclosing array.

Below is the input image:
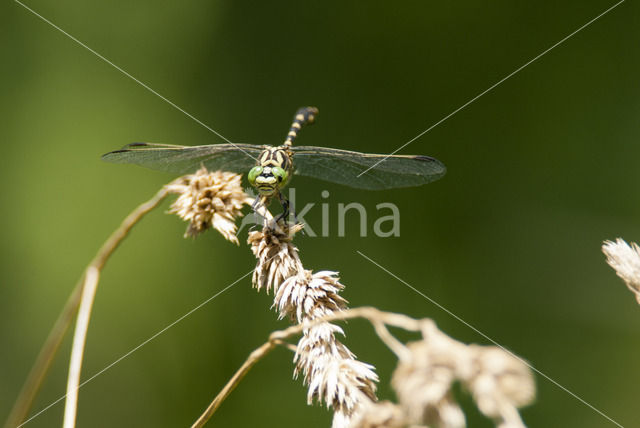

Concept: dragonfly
[[102, 107, 446, 218]]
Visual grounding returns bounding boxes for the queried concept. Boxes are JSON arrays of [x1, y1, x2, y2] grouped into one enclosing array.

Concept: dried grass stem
[[192, 307, 434, 428], [192, 307, 534, 427], [5, 187, 169, 428]]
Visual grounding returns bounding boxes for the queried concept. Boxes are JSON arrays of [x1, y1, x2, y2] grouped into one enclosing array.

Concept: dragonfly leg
[[251, 196, 266, 218], [274, 191, 291, 224], [252, 195, 274, 229]]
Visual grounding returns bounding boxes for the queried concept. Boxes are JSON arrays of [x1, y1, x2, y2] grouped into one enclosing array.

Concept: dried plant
[[9, 167, 537, 428], [349, 400, 405, 428], [166, 167, 251, 243], [348, 316, 535, 428], [602, 238, 640, 304], [165, 169, 381, 425], [249, 224, 379, 427], [248, 223, 304, 294], [192, 306, 535, 428], [6, 187, 170, 428]]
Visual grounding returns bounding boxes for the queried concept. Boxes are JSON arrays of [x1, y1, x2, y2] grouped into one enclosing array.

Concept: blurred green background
[[1, 1, 639, 427]]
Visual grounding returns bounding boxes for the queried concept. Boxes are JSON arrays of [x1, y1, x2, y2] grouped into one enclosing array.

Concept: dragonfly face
[[248, 147, 292, 196]]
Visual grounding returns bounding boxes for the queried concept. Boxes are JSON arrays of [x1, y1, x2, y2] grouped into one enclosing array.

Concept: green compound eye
[[272, 167, 288, 186], [248, 166, 263, 186]]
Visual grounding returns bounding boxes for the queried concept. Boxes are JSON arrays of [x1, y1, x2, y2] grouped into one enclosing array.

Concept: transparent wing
[[101, 142, 263, 174], [291, 146, 446, 190]]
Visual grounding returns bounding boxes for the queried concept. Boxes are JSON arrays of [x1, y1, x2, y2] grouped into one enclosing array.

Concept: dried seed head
[[275, 270, 347, 322], [389, 320, 534, 428], [467, 346, 535, 425], [602, 238, 640, 304], [391, 340, 466, 428], [166, 167, 250, 244], [248, 223, 304, 293], [249, 223, 378, 428], [277, 270, 378, 427], [346, 401, 405, 428]]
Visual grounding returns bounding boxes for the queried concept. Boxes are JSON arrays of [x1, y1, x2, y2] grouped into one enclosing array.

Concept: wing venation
[[291, 146, 446, 190], [102, 142, 263, 175]]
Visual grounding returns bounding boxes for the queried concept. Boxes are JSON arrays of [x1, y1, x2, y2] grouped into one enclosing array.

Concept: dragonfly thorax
[[258, 147, 292, 171]]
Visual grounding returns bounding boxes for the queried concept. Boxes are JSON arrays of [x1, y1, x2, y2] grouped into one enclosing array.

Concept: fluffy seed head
[[277, 271, 378, 426], [248, 223, 304, 293], [249, 223, 378, 427], [602, 238, 640, 304], [347, 401, 406, 428], [276, 270, 347, 322], [391, 339, 466, 428], [166, 167, 250, 244], [390, 321, 534, 428], [467, 345, 535, 425]]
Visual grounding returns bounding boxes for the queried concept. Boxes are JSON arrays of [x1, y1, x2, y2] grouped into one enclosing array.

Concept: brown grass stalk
[[5, 187, 168, 428], [190, 307, 421, 428], [191, 306, 534, 427]]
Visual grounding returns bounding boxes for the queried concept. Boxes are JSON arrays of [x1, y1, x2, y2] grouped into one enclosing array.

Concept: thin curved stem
[[62, 267, 99, 428], [371, 320, 411, 361], [190, 307, 424, 428], [5, 187, 168, 428], [190, 342, 276, 428], [4, 282, 83, 428]]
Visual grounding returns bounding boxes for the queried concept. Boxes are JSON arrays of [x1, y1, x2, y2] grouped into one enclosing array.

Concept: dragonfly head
[[248, 165, 289, 196]]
